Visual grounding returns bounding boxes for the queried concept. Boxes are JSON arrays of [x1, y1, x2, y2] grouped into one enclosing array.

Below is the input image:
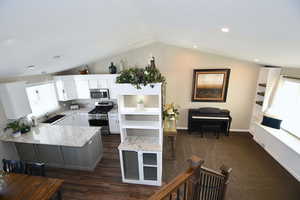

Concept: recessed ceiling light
[[53, 55, 61, 59], [27, 65, 35, 70], [221, 27, 230, 33], [193, 45, 198, 49], [2, 38, 15, 46], [254, 58, 260, 62]]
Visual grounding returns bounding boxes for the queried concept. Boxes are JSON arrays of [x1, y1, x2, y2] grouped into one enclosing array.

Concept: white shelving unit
[[116, 83, 163, 186], [249, 67, 281, 136]]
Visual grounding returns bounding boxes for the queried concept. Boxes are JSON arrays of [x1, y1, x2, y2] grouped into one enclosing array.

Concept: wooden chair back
[[2, 159, 26, 174], [2, 159, 46, 177]]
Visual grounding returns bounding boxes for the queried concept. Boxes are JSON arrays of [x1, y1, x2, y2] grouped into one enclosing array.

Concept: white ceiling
[[1, 0, 300, 77]]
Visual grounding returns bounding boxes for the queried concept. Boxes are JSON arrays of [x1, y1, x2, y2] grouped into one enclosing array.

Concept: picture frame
[[192, 69, 231, 102]]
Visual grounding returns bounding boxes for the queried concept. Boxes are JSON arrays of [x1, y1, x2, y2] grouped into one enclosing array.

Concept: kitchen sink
[[42, 114, 66, 124]]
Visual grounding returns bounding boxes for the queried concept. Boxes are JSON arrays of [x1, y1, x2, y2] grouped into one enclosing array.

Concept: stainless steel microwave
[[90, 88, 110, 100]]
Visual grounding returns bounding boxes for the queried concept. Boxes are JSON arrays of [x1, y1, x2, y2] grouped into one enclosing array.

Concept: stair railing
[[148, 156, 232, 200]]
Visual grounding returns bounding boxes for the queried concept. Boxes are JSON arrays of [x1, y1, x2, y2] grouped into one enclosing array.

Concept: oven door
[[88, 118, 108, 126]]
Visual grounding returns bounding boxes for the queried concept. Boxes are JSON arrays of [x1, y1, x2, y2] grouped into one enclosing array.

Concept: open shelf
[[256, 101, 263, 106], [122, 120, 160, 129], [120, 107, 160, 115], [257, 92, 265, 97], [258, 83, 267, 87]]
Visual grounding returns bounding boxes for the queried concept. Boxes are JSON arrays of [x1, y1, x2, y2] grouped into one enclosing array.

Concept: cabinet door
[[63, 80, 77, 100], [122, 151, 139, 180], [88, 79, 98, 89], [110, 119, 120, 134], [55, 78, 77, 101], [76, 80, 90, 99], [55, 80, 65, 101], [109, 76, 117, 99], [98, 79, 108, 88]]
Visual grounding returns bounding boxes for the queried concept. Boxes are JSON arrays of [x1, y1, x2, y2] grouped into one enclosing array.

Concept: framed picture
[[192, 69, 231, 102]]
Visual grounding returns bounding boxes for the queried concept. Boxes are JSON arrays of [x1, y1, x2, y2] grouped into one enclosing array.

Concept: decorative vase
[[12, 131, 21, 138], [109, 62, 117, 74], [164, 118, 176, 130]]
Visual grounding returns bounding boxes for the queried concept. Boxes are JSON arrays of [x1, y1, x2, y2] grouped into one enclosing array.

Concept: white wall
[[63, 42, 261, 130]]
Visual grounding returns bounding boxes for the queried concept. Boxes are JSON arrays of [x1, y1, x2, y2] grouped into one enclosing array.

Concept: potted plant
[[116, 65, 166, 89], [136, 95, 145, 110], [4, 120, 22, 137]]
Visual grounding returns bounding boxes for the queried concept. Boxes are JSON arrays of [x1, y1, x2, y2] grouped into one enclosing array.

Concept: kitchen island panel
[[15, 143, 38, 162], [36, 144, 64, 167]]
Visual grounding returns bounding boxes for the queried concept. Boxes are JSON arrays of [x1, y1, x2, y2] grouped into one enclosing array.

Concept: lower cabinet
[[108, 111, 120, 134], [119, 150, 162, 186], [15, 132, 103, 171]]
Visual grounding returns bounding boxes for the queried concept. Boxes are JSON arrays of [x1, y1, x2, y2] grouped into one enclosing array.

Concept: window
[[26, 82, 59, 117], [268, 77, 300, 138]]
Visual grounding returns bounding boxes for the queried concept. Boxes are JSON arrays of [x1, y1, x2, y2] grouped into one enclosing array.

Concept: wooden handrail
[[149, 156, 204, 200], [148, 169, 193, 200], [148, 156, 232, 200]]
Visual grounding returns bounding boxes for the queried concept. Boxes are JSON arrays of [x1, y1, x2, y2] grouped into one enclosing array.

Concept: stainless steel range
[[88, 101, 114, 134]]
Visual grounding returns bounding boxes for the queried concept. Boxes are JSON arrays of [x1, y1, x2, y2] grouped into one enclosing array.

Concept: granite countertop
[[118, 135, 162, 152], [0, 124, 101, 147]]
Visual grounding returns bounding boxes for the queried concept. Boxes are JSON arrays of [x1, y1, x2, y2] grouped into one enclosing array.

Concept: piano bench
[[200, 124, 222, 139]]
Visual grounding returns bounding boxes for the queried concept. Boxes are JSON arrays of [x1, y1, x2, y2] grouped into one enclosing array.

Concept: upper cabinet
[[53, 74, 119, 101], [54, 76, 77, 101], [0, 81, 32, 119]]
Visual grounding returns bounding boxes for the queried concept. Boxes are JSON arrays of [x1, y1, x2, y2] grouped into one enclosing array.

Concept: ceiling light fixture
[[221, 27, 230, 33], [2, 38, 15, 46], [193, 45, 198, 49], [27, 65, 35, 70], [53, 55, 61, 59], [254, 58, 260, 62]]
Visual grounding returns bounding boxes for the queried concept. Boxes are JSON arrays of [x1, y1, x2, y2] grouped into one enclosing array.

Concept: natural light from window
[[26, 82, 59, 117], [269, 78, 300, 139]]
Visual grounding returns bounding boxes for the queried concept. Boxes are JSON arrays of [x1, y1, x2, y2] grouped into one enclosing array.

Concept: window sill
[[258, 123, 300, 155]]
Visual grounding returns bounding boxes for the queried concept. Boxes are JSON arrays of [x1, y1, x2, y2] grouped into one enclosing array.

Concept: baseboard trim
[[230, 129, 250, 132], [176, 126, 250, 133], [176, 126, 188, 130]]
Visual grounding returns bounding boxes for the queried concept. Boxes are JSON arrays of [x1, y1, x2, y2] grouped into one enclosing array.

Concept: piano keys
[[188, 107, 232, 137]]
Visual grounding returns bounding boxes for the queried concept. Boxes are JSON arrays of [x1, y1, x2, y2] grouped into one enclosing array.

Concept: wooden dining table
[[0, 172, 64, 200]]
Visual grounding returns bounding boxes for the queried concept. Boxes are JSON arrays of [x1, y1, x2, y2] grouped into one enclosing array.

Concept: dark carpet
[[164, 131, 300, 200]]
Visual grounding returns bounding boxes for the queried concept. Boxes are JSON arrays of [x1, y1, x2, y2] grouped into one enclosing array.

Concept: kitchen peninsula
[[0, 124, 103, 171]]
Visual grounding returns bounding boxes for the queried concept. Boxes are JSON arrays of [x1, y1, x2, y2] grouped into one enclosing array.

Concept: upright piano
[[188, 107, 232, 137]]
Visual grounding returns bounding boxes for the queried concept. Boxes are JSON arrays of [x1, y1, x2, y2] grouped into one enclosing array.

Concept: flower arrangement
[[116, 66, 166, 89], [163, 103, 180, 120]]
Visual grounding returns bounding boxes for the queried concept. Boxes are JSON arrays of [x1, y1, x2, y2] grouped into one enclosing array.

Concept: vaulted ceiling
[[0, 0, 300, 77]]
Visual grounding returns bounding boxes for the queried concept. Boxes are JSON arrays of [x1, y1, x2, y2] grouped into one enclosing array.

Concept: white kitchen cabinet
[[108, 110, 120, 134], [88, 77, 110, 89], [75, 78, 90, 99], [54, 77, 77, 101], [119, 150, 162, 185], [0, 81, 32, 119], [88, 79, 99, 89], [117, 83, 163, 186], [54, 74, 119, 101]]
